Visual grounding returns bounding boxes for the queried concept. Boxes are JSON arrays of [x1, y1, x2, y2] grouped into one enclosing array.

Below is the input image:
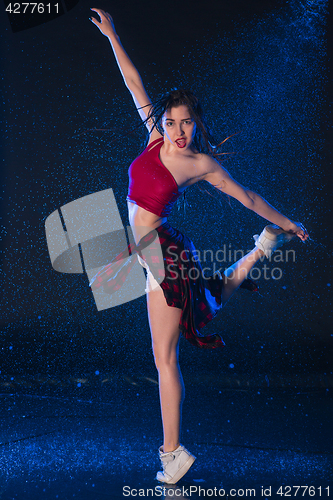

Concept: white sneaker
[[156, 444, 196, 484], [253, 224, 295, 258]]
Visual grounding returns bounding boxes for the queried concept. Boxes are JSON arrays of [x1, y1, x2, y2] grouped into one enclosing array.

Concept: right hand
[[282, 220, 309, 242], [90, 9, 116, 37]]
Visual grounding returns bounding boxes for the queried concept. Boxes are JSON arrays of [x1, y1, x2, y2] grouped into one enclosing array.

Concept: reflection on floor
[[0, 372, 332, 499]]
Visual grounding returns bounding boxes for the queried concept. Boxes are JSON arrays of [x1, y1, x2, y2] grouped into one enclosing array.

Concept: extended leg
[[222, 224, 296, 306], [222, 247, 264, 306]]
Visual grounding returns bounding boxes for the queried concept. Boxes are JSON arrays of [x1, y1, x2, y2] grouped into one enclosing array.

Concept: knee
[[152, 345, 179, 372]]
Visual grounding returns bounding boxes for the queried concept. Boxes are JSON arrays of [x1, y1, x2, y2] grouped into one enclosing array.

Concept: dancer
[[89, 9, 309, 484]]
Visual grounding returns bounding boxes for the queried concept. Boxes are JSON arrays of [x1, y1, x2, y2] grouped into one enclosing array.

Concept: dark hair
[[144, 88, 233, 208]]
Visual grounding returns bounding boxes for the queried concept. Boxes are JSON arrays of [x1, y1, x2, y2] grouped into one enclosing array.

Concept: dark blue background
[[0, 0, 332, 383]]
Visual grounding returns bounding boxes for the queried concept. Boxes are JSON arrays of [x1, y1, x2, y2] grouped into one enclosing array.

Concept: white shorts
[[137, 254, 162, 293]]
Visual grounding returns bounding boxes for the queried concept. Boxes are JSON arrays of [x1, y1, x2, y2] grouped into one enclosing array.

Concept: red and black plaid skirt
[[148, 222, 226, 348], [90, 222, 257, 349]]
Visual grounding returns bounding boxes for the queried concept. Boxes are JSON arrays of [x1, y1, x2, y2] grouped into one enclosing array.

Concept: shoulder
[[197, 153, 233, 190], [199, 153, 229, 178]]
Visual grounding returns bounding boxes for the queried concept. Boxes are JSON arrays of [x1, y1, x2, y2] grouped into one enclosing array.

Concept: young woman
[[89, 9, 309, 484]]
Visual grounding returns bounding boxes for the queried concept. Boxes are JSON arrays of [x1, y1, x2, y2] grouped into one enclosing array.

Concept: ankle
[[253, 247, 265, 259], [163, 443, 180, 453]]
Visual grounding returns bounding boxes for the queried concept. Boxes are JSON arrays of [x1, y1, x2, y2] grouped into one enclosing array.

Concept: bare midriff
[[127, 200, 167, 245]]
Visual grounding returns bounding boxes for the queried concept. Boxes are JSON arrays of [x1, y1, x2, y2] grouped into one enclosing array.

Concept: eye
[[184, 120, 192, 125], [166, 122, 174, 127]]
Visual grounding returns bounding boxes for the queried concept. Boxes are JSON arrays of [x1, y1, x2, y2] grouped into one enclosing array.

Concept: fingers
[[90, 8, 111, 20], [90, 8, 104, 21], [296, 230, 309, 242], [294, 222, 309, 242], [90, 8, 114, 31], [90, 7, 104, 14], [90, 7, 100, 18], [301, 226, 309, 241]]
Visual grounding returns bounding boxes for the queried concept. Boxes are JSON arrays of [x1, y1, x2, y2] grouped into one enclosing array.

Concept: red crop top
[[127, 138, 183, 217]]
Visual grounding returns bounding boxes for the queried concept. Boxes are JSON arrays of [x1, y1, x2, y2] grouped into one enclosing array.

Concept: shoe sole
[[161, 455, 196, 484]]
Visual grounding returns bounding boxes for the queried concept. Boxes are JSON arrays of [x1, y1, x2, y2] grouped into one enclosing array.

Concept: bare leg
[[147, 287, 184, 453], [222, 247, 264, 306]]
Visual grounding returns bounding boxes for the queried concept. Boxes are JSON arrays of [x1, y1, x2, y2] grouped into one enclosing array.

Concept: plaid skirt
[[90, 222, 257, 349], [143, 222, 226, 348]]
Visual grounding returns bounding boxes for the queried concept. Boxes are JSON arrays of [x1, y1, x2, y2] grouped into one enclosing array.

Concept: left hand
[[283, 221, 309, 242]]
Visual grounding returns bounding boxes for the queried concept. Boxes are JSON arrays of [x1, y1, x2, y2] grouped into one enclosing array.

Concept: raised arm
[[90, 9, 162, 140], [202, 156, 309, 241]]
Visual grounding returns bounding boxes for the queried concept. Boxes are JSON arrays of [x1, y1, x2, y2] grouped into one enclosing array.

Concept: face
[[162, 104, 197, 150]]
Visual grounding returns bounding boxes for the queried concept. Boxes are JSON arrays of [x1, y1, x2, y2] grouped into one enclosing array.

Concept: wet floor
[[0, 373, 332, 499]]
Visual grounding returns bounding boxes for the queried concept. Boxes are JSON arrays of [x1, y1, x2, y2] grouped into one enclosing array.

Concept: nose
[[177, 124, 185, 136]]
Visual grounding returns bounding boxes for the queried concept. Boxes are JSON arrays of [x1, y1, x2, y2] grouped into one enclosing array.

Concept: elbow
[[243, 190, 256, 209], [125, 78, 142, 92], [125, 79, 136, 91]]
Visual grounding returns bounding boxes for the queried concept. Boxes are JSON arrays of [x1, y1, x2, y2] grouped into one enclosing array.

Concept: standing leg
[[147, 286, 196, 484], [146, 287, 184, 453]]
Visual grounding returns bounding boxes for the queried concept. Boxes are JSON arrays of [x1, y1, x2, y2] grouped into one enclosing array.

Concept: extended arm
[[90, 9, 161, 137], [203, 157, 309, 241]]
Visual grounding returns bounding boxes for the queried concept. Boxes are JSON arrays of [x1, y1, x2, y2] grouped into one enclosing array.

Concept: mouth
[[175, 138, 187, 148]]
